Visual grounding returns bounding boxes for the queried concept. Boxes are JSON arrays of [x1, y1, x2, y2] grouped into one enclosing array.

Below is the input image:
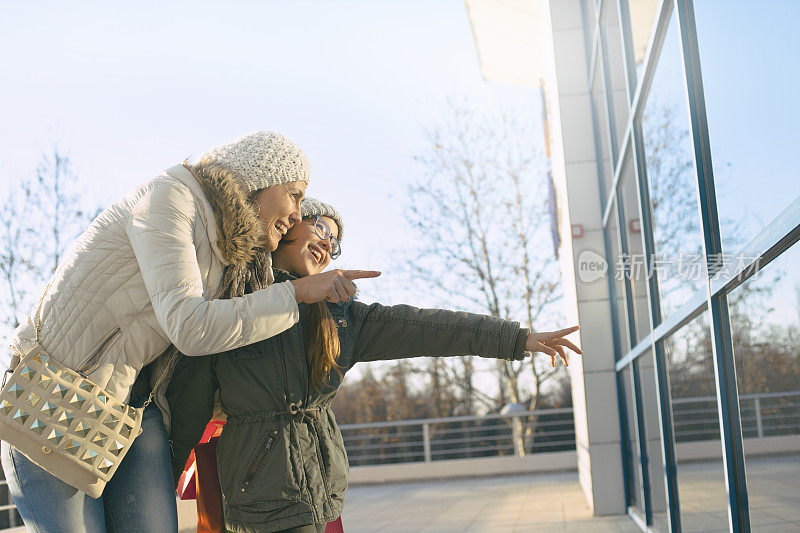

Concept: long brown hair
[[304, 301, 343, 392]]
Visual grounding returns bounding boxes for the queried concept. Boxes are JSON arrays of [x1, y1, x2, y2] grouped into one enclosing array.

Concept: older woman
[[1, 132, 378, 533]]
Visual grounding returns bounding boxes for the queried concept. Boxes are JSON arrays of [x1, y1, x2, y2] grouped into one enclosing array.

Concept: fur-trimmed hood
[[184, 161, 267, 267]]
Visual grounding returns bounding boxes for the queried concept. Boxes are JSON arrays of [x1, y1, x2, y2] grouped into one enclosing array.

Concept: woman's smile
[[308, 243, 324, 264], [275, 220, 290, 236]]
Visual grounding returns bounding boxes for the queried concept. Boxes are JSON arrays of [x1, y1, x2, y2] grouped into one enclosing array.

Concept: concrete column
[[544, 0, 625, 515]]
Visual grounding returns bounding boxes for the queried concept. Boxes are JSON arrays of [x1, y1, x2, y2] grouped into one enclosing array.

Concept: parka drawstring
[[274, 402, 320, 423]]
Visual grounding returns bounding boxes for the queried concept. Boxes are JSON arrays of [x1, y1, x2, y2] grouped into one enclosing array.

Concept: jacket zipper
[[77, 327, 121, 376], [328, 424, 347, 458], [241, 431, 277, 492], [153, 350, 182, 435]]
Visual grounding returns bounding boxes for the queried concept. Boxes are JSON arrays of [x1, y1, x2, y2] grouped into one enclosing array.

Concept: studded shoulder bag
[[0, 277, 175, 498]]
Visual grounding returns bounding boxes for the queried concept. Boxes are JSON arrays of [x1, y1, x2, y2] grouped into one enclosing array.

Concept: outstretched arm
[[348, 301, 581, 366], [349, 301, 526, 363]]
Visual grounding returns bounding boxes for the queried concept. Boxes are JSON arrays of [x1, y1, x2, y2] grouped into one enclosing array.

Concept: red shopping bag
[[195, 435, 224, 533], [326, 517, 344, 533], [177, 453, 197, 500], [177, 420, 226, 500]]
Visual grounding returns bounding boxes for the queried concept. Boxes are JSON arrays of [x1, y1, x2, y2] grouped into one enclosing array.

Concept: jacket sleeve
[[166, 354, 218, 487], [348, 301, 529, 364], [125, 178, 300, 356]]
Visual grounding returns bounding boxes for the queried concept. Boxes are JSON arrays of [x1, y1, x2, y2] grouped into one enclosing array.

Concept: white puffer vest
[[9, 164, 299, 403]]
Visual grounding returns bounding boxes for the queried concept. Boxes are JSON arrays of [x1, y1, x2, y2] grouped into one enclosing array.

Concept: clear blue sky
[[0, 0, 536, 308], [672, 1, 800, 251]]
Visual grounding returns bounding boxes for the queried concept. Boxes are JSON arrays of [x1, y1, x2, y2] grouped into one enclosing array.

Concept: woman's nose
[[288, 209, 302, 225], [318, 238, 331, 251]]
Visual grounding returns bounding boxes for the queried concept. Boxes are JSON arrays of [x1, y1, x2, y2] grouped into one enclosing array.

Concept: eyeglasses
[[311, 216, 341, 260]]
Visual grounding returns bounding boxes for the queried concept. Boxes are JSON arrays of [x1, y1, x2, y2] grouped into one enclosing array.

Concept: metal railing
[[340, 391, 800, 467], [0, 391, 798, 528], [672, 390, 800, 442], [340, 406, 576, 467], [0, 478, 18, 529]]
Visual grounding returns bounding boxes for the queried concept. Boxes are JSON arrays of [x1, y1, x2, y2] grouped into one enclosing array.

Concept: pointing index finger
[[342, 270, 382, 280], [550, 325, 580, 336]]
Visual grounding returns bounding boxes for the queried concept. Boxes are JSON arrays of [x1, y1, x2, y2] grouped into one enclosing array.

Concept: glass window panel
[[636, 349, 669, 531], [641, 15, 705, 322], [728, 241, 800, 530], [621, 354, 668, 526], [619, 153, 654, 343], [626, 0, 660, 79], [591, 59, 615, 199], [621, 365, 643, 512], [666, 310, 729, 532], [694, 1, 800, 256], [605, 196, 632, 356], [600, 0, 631, 159]]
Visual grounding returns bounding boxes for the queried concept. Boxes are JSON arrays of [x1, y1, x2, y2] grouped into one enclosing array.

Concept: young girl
[[167, 198, 581, 533]]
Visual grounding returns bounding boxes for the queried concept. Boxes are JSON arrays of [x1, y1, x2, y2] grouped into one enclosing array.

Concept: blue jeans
[[1, 397, 178, 533]]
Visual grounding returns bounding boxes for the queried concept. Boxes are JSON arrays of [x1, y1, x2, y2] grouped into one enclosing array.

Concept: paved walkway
[[176, 470, 636, 532], [169, 454, 800, 532], [341, 472, 637, 533]]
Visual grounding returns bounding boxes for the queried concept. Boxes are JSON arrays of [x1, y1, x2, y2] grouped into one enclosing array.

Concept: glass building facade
[[581, 0, 800, 531]]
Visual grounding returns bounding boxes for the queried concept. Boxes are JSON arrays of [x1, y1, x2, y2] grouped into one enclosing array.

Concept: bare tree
[[643, 106, 700, 261], [403, 103, 565, 450], [0, 178, 38, 330], [0, 146, 96, 348], [643, 105, 749, 305], [32, 148, 89, 270]]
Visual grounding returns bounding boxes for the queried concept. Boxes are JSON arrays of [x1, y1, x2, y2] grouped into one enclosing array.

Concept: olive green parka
[[166, 270, 528, 533]]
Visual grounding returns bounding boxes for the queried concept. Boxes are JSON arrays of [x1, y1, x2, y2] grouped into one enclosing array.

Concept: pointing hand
[[290, 269, 382, 304], [524, 325, 582, 367]]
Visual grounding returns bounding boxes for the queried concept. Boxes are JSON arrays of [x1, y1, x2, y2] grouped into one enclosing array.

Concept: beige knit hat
[[300, 197, 344, 242], [199, 131, 311, 193]]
